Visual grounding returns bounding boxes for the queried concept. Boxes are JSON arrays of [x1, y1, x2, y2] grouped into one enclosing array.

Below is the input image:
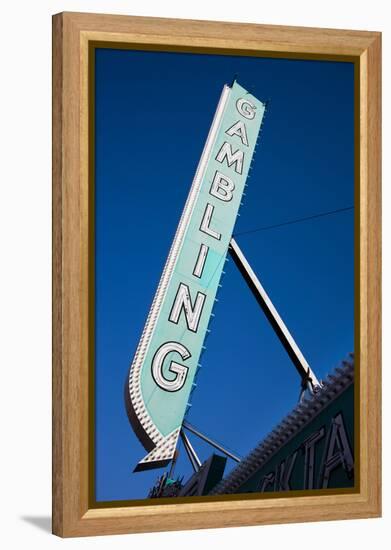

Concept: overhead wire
[[233, 206, 354, 237]]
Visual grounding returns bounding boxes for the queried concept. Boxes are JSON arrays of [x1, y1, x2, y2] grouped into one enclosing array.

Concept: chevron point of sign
[[125, 80, 266, 472]]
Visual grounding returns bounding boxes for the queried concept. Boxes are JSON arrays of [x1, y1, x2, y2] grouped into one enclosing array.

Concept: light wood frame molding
[[52, 11, 381, 537]]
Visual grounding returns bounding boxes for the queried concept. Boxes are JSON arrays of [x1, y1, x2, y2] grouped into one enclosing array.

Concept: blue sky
[[94, 48, 354, 501]]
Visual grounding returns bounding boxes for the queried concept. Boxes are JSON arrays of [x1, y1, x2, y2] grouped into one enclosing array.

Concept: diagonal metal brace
[[183, 420, 241, 463], [229, 237, 321, 390], [180, 429, 201, 473]]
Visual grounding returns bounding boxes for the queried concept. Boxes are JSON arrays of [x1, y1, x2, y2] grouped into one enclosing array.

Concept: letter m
[[215, 142, 244, 174]]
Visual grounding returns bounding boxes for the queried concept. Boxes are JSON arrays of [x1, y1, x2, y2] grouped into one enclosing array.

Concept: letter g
[[151, 341, 191, 392]]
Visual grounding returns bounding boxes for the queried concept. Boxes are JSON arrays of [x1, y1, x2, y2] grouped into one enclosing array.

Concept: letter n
[[169, 283, 206, 333]]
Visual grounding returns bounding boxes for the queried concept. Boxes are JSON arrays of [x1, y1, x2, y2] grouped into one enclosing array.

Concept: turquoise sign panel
[[125, 81, 266, 471]]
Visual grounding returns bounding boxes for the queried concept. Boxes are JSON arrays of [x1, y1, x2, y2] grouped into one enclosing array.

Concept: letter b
[[210, 171, 235, 202]]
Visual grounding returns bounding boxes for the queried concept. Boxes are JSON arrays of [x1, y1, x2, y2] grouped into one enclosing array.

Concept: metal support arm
[[229, 237, 321, 390], [180, 429, 201, 473], [183, 420, 241, 463]]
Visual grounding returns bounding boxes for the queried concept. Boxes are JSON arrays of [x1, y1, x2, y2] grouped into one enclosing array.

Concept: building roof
[[209, 357, 354, 495]]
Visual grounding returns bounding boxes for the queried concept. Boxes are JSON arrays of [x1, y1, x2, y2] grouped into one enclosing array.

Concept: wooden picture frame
[[52, 11, 381, 537]]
